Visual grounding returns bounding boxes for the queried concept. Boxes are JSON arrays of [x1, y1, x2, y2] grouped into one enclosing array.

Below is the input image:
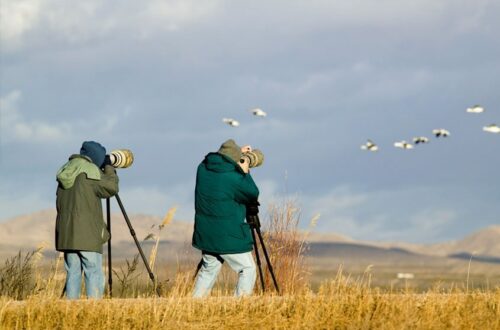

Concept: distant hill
[[1, 210, 500, 263], [371, 226, 500, 259], [0, 209, 193, 259]]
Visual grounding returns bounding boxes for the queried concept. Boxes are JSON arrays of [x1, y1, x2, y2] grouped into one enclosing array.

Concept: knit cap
[[80, 141, 106, 167], [217, 139, 242, 163]]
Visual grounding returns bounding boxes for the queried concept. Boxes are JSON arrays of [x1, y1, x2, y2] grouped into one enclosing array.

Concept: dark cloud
[[1, 0, 500, 242]]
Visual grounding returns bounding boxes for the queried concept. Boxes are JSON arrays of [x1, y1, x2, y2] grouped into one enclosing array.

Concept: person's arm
[[234, 172, 259, 204], [94, 165, 119, 198]]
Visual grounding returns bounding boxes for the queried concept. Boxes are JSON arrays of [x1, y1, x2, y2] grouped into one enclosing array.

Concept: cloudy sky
[[1, 0, 499, 243]]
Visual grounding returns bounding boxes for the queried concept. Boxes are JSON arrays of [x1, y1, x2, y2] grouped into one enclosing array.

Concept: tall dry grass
[[260, 198, 311, 294], [1, 279, 499, 329]]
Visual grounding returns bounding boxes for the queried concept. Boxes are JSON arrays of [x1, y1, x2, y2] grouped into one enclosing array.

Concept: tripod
[[106, 194, 161, 297], [246, 202, 280, 294]]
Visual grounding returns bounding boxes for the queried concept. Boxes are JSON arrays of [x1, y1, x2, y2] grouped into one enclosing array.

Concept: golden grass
[[262, 199, 310, 294], [1, 283, 499, 330]]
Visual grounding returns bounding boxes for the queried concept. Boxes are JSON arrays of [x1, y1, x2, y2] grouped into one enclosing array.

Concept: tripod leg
[[255, 227, 280, 294], [193, 258, 203, 280], [115, 194, 161, 297], [106, 198, 112, 297], [251, 228, 265, 292]]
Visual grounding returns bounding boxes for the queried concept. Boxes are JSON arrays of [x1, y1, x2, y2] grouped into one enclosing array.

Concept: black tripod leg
[[193, 258, 203, 280], [106, 198, 112, 297], [115, 194, 161, 297], [251, 228, 265, 292], [255, 227, 280, 294]]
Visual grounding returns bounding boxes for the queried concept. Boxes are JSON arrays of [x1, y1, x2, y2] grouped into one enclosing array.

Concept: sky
[[1, 0, 499, 243]]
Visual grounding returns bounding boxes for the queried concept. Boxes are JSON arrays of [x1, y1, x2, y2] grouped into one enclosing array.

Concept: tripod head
[[246, 201, 261, 229]]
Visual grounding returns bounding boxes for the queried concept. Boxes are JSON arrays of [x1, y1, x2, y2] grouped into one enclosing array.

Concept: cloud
[[0, 90, 131, 146], [0, 0, 41, 50], [2, 0, 495, 53], [0, 0, 222, 51], [298, 185, 460, 243], [138, 0, 221, 35], [117, 180, 196, 221], [0, 90, 71, 143]]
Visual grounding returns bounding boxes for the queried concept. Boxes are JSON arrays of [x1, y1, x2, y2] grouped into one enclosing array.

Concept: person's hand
[[241, 145, 252, 153], [238, 157, 250, 173]]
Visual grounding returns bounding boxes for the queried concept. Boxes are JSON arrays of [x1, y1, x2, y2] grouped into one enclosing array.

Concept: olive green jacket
[[192, 153, 259, 254], [55, 154, 119, 253]]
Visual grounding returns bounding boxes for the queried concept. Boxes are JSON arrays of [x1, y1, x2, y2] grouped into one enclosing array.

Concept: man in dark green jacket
[[192, 139, 260, 297], [55, 141, 119, 299]]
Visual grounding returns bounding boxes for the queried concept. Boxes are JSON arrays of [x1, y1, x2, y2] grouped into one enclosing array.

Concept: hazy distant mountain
[[422, 226, 500, 258], [1, 210, 499, 261], [0, 209, 193, 259]]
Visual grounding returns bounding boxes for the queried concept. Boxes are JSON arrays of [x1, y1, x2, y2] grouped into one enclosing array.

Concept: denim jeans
[[64, 251, 104, 299], [193, 251, 256, 298]]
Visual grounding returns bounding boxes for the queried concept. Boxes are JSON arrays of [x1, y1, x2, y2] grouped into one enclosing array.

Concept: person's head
[[80, 141, 106, 167], [217, 139, 242, 163]]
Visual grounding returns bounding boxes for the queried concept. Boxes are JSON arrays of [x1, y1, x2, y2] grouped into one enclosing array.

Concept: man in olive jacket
[[55, 141, 119, 299], [192, 139, 260, 297]]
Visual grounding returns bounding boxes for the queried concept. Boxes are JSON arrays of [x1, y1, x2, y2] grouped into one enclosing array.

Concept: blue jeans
[[193, 251, 256, 298], [64, 251, 104, 299]]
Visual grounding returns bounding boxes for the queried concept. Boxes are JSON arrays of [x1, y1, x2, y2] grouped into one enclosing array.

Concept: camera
[[246, 201, 261, 228], [239, 149, 264, 168], [105, 149, 134, 168]]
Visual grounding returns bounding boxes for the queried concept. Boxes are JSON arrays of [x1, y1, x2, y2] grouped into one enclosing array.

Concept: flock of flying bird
[[222, 108, 267, 127], [361, 105, 500, 152], [222, 105, 499, 152]]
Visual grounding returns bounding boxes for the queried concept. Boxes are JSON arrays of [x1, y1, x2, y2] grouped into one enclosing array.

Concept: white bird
[[361, 139, 378, 152], [413, 136, 429, 145], [466, 105, 485, 113], [250, 108, 267, 117], [222, 118, 240, 127], [432, 128, 450, 137], [394, 141, 414, 149], [483, 124, 500, 134]]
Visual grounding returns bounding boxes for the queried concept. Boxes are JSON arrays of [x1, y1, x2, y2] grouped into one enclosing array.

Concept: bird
[[466, 105, 485, 113], [394, 141, 414, 149], [222, 118, 240, 127], [432, 129, 450, 137], [361, 139, 378, 152], [250, 108, 267, 117], [483, 124, 500, 134], [413, 136, 429, 145]]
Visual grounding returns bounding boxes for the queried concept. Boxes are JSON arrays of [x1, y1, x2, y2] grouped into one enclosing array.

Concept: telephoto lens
[[109, 149, 134, 168], [240, 149, 264, 168]]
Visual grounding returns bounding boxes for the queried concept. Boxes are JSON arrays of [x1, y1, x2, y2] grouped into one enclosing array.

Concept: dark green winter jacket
[[192, 152, 259, 254], [55, 154, 119, 253]]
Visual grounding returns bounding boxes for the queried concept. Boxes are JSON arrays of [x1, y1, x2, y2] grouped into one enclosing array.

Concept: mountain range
[[1, 209, 499, 262]]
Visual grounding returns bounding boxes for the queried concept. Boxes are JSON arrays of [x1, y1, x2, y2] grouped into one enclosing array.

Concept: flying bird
[[394, 141, 414, 149], [222, 118, 240, 127], [413, 136, 429, 145], [483, 124, 500, 134], [361, 139, 378, 152], [250, 108, 267, 117], [466, 105, 485, 113], [432, 129, 450, 138]]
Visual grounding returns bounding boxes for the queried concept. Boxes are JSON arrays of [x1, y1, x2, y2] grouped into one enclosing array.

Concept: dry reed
[[261, 198, 310, 294]]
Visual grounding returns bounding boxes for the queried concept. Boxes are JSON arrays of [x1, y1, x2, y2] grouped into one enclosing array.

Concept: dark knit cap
[[217, 139, 242, 163], [80, 141, 106, 167]]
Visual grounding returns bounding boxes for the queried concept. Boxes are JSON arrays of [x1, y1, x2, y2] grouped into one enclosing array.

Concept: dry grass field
[[1, 279, 499, 329], [1, 201, 500, 329]]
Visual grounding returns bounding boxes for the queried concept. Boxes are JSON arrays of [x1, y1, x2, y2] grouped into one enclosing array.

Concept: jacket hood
[[56, 155, 101, 189], [204, 152, 244, 174]]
